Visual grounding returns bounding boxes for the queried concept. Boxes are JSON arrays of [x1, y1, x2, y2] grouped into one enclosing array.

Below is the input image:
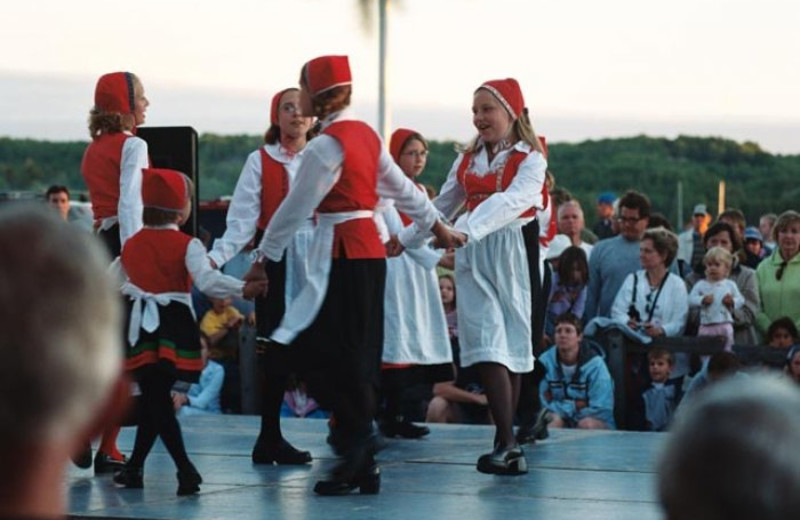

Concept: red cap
[[389, 128, 420, 164], [270, 88, 298, 126], [142, 168, 188, 211], [94, 72, 135, 114], [539, 135, 548, 158], [477, 78, 525, 119], [303, 55, 352, 96]]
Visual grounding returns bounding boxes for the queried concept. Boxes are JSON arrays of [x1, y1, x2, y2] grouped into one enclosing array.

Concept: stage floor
[[67, 415, 665, 520]]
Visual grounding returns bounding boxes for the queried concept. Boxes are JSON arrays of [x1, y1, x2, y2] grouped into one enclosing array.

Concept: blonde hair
[[463, 89, 547, 156], [704, 246, 734, 269]]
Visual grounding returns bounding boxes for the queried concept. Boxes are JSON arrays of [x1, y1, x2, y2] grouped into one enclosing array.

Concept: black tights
[[258, 371, 289, 446], [129, 368, 192, 472], [478, 362, 521, 449]]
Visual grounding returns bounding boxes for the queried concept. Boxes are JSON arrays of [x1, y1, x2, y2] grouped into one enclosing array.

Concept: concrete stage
[[67, 416, 666, 520]]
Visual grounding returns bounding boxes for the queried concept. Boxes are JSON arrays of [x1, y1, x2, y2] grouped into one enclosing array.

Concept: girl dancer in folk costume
[[249, 55, 465, 496], [207, 88, 315, 465], [78, 71, 149, 474], [398, 78, 547, 475], [113, 169, 266, 495], [378, 129, 454, 439]]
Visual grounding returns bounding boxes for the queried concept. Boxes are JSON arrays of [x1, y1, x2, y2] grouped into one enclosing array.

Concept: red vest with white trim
[[257, 147, 290, 230], [539, 187, 557, 247], [81, 133, 131, 220], [121, 229, 194, 293], [319, 121, 384, 259], [455, 149, 536, 218]]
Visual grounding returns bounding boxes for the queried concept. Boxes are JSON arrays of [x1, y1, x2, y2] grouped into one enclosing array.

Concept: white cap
[[693, 204, 708, 216], [546, 234, 572, 260]]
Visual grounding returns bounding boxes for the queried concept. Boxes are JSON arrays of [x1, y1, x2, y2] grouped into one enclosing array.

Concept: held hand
[[438, 249, 455, 270], [208, 257, 218, 270], [643, 323, 663, 338], [431, 221, 468, 249], [722, 293, 734, 308], [385, 235, 405, 257], [575, 399, 587, 411], [627, 320, 639, 330], [702, 294, 713, 306], [243, 279, 269, 300], [244, 259, 267, 283]]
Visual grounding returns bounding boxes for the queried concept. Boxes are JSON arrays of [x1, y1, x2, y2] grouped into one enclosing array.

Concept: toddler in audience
[[688, 247, 744, 350]]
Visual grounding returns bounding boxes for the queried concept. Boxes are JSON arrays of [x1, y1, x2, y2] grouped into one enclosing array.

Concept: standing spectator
[[45, 185, 70, 221], [677, 203, 710, 273], [592, 192, 616, 240], [766, 317, 798, 350], [756, 210, 800, 336], [539, 313, 615, 430], [0, 206, 126, 520], [743, 226, 767, 268], [759, 212, 778, 252], [718, 208, 747, 244], [585, 190, 651, 321], [544, 245, 589, 345], [658, 376, 800, 520], [557, 199, 594, 258], [640, 348, 681, 432], [686, 222, 760, 346]]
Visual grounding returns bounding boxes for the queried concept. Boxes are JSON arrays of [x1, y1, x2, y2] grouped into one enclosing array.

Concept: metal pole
[[718, 180, 726, 215], [676, 180, 683, 231], [378, 0, 390, 141]]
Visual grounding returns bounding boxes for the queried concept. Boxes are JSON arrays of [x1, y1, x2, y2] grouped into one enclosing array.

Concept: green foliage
[[1, 134, 796, 225]]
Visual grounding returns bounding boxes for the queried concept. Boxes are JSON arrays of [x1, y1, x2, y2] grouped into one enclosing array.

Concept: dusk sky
[[2, 0, 798, 153]]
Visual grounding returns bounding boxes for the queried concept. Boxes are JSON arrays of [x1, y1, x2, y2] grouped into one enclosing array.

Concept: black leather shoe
[[314, 464, 380, 496], [94, 451, 126, 474], [476, 444, 528, 475], [516, 408, 551, 444], [380, 417, 430, 439], [252, 438, 312, 465], [176, 466, 203, 496], [71, 441, 93, 469], [112, 465, 143, 489]]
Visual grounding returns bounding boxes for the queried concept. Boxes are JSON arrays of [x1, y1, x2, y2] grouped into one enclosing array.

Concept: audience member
[[544, 245, 589, 345], [677, 203, 711, 273], [592, 192, 616, 240], [688, 247, 744, 351], [174, 336, 224, 416], [659, 375, 800, 520], [682, 351, 744, 401], [785, 346, 800, 385], [585, 190, 651, 320], [539, 313, 615, 430], [759, 212, 778, 251], [743, 226, 767, 268], [0, 206, 126, 520], [558, 200, 594, 257], [766, 317, 798, 349], [200, 296, 244, 361], [685, 222, 760, 346], [756, 210, 800, 336], [45, 185, 70, 222], [640, 348, 682, 432]]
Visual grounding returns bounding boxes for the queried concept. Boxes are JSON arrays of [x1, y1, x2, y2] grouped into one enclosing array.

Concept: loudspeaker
[[136, 126, 199, 237]]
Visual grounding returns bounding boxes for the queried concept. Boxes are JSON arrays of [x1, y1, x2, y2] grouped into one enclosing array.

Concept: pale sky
[[2, 0, 799, 152]]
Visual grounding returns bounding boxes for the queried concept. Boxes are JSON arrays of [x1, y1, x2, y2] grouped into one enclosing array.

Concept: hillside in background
[[1, 134, 798, 226]]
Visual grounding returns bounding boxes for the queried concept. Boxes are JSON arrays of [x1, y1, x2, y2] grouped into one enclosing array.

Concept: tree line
[[1, 134, 797, 226]]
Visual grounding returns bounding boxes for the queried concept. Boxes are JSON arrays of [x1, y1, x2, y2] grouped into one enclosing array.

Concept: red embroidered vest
[[81, 133, 131, 220], [319, 121, 384, 259], [257, 147, 290, 230], [121, 229, 193, 293], [455, 149, 536, 219]]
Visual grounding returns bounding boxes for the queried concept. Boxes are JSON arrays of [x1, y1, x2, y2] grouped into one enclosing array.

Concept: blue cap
[[597, 192, 615, 205], [744, 226, 763, 242]]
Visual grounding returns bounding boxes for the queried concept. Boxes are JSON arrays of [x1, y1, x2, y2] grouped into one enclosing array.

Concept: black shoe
[[94, 451, 126, 474], [71, 441, 93, 469], [252, 438, 312, 465], [380, 417, 430, 439], [313, 464, 380, 496], [112, 465, 143, 489], [176, 466, 203, 496], [476, 444, 528, 475], [516, 408, 551, 445]]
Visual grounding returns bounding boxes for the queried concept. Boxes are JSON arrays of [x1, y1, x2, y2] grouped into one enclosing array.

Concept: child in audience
[[766, 317, 799, 350], [539, 313, 615, 429], [688, 247, 745, 350], [786, 346, 800, 385], [640, 348, 682, 431], [200, 296, 244, 360], [173, 335, 224, 416], [544, 245, 589, 344]]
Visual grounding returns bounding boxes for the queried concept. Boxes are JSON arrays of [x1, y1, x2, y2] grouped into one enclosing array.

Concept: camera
[[628, 305, 641, 322]]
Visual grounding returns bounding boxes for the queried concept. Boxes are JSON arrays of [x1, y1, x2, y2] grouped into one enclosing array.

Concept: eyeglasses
[[617, 216, 643, 224], [402, 150, 428, 158], [281, 103, 302, 114], [777, 261, 788, 281]]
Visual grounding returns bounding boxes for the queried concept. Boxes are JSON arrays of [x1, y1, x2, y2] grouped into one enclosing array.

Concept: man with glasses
[[585, 190, 651, 321]]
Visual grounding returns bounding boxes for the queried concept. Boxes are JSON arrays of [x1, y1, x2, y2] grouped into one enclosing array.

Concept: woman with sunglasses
[[756, 210, 800, 336]]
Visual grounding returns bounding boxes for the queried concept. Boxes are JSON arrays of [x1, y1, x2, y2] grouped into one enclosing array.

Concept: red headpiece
[[389, 128, 420, 164], [94, 72, 135, 114], [303, 55, 352, 96], [142, 168, 188, 212], [477, 78, 525, 119], [270, 88, 298, 126]]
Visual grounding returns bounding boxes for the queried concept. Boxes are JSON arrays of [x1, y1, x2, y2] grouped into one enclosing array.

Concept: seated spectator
[[659, 375, 800, 520], [281, 375, 327, 419], [592, 192, 616, 240], [544, 244, 588, 345], [0, 207, 126, 520], [174, 336, 224, 416], [200, 296, 244, 361], [688, 247, 744, 351], [426, 275, 490, 424], [743, 226, 767, 268], [45, 185, 70, 222], [682, 351, 744, 402], [558, 200, 595, 256], [640, 348, 682, 432], [686, 222, 760, 345], [786, 346, 800, 385], [766, 317, 799, 350], [756, 210, 800, 337], [539, 313, 615, 430]]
